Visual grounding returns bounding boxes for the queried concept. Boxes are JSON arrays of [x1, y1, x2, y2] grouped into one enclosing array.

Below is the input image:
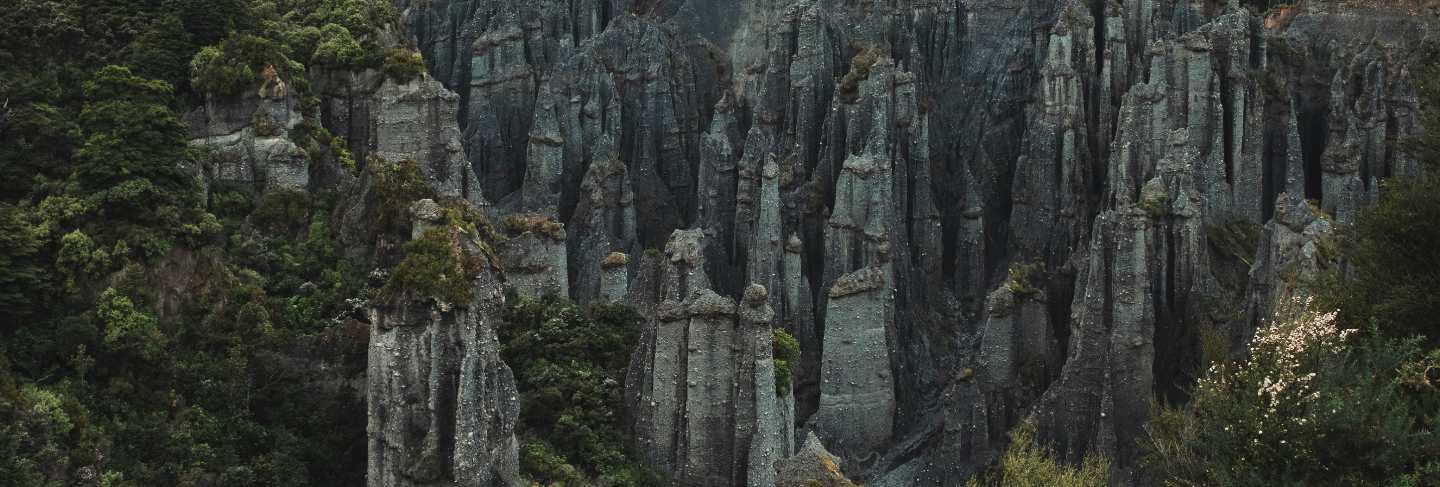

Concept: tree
[[1143, 298, 1440, 486], [73, 66, 203, 257], [499, 293, 656, 485], [1326, 174, 1440, 344], [0, 205, 48, 323]]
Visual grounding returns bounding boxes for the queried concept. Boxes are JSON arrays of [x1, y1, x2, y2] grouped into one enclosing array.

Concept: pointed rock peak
[[664, 228, 707, 267], [744, 283, 770, 305]]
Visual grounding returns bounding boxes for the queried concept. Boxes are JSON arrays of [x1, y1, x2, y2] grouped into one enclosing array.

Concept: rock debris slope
[[330, 0, 1440, 484]]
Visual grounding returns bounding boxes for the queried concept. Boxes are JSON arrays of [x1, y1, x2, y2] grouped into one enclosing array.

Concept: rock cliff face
[[364, 0, 1435, 484], [188, 61, 526, 485], [624, 230, 794, 486], [188, 73, 309, 193], [366, 206, 521, 487]]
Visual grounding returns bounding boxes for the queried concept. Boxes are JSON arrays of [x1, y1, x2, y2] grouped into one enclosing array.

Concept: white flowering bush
[[1144, 296, 1440, 486]]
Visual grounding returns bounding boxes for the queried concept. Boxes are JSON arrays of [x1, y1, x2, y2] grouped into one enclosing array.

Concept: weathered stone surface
[[1031, 209, 1154, 479], [496, 214, 568, 299], [567, 155, 637, 302], [386, 0, 1436, 484], [623, 230, 791, 486], [775, 432, 859, 487], [367, 223, 521, 487], [1239, 194, 1336, 345], [374, 75, 485, 207], [815, 265, 895, 460], [189, 75, 309, 193]]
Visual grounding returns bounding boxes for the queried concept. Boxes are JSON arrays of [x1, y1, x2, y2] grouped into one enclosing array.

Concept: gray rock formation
[[188, 73, 308, 193], [567, 153, 638, 303], [383, 0, 1435, 484], [775, 432, 859, 487], [373, 75, 486, 207], [366, 209, 521, 487], [815, 266, 896, 461], [1031, 209, 1155, 476], [1240, 193, 1336, 345], [624, 230, 792, 485], [496, 214, 568, 298]]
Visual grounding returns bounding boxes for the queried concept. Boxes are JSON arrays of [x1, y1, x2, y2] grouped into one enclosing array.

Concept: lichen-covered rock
[[366, 217, 521, 487]]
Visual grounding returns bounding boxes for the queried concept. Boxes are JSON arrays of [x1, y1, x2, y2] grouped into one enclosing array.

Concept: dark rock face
[[385, 0, 1432, 484]]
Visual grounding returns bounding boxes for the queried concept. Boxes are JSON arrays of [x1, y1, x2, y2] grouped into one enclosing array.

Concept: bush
[[968, 422, 1109, 487], [1325, 173, 1440, 346], [499, 293, 655, 485], [773, 328, 800, 395], [382, 227, 483, 304], [310, 24, 366, 68], [190, 34, 293, 95], [382, 48, 426, 83], [1002, 262, 1042, 297], [1143, 297, 1440, 486], [368, 157, 436, 234]]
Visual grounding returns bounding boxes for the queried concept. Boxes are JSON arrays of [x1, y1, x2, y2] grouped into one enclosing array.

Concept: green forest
[[0, 1, 1437, 486]]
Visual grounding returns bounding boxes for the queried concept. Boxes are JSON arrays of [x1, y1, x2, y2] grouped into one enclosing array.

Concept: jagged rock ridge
[[354, 0, 1440, 484]]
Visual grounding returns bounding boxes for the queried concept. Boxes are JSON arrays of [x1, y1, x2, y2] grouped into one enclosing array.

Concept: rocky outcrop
[[1031, 209, 1155, 476], [366, 209, 521, 487], [567, 154, 638, 303], [373, 75, 486, 207], [1239, 194, 1336, 345], [815, 266, 896, 461], [387, 0, 1434, 484], [775, 432, 860, 487], [961, 279, 1063, 464], [188, 72, 308, 193], [496, 214, 568, 298], [624, 230, 793, 486]]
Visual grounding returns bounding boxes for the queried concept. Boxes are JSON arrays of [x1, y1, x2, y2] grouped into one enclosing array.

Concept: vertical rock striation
[[384, 0, 1435, 483], [624, 230, 793, 485], [366, 209, 521, 487]]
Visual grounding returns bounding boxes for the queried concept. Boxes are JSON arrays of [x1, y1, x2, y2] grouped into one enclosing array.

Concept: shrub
[[499, 294, 654, 484], [773, 328, 800, 395], [369, 157, 436, 234], [190, 34, 292, 95], [382, 47, 426, 83], [251, 190, 312, 234], [838, 42, 884, 103], [1325, 173, 1440, 345], [310, 24, 365, 68], [96, 287, 164, 360], [382, 227, 483, 304], [1207, 218, 1260, 266], [503, 213, 565, 239], [1002, 262, 1042, 297], [1143, 297, 1440, 486], [968, 422, 1109, 487]]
